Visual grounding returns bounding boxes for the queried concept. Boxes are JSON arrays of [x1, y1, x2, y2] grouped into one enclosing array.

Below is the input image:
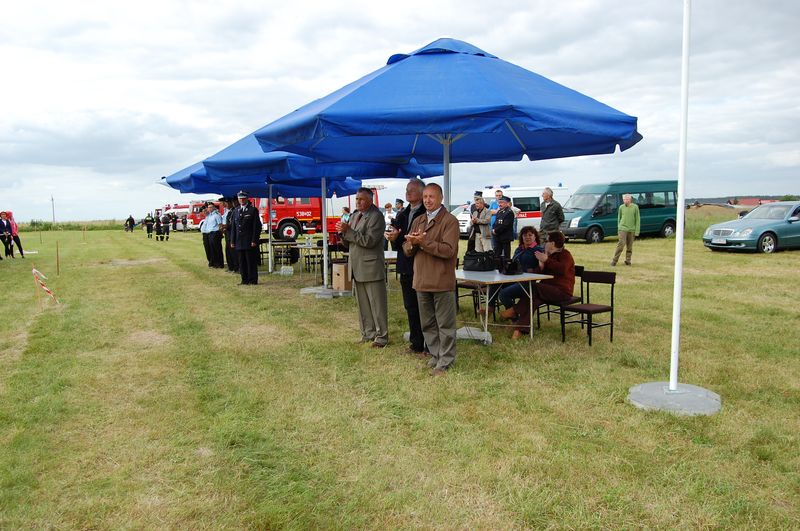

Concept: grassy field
[[1, 208, 798, 529]]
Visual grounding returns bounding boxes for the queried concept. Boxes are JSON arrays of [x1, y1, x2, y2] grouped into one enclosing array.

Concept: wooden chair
[[560, 270, 616, 345], [536, 265, 584, 328]]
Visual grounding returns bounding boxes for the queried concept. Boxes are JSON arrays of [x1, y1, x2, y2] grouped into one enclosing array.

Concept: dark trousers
[[238, 247, 259, 284], [1, 235, 11, 256], [497, 240, 512, 261], [513, 283, 572, 334], [11, 235, 23, 257], [400, 273, 425, 352], [203, 232, 224, 268], [225, 238, 239, 272]]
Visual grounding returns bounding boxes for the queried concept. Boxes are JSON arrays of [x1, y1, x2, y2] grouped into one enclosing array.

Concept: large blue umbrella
[[161, 163, 362, 198], [202, 134, 439, 183], [254, 38, 643, 205]]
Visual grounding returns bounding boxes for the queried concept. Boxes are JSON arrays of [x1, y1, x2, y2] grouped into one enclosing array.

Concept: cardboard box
[[332, 262, 352, 291]]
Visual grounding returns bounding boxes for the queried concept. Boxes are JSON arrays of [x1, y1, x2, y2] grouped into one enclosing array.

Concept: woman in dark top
[[506, 231, 576, 339], [497, 226, 544, 310]]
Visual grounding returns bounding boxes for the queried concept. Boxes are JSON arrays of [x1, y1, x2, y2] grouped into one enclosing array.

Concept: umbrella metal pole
[[268, 185, 274, 273], [321, 177, 330, 288], [669, 0, 692, 392], [443, 136, 451, 209]]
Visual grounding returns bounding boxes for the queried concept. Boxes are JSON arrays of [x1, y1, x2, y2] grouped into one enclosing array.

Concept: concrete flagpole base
[[628, 382, 721, 416]]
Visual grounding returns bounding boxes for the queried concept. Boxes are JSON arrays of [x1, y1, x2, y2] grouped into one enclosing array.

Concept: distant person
[[492, 195, 515, 261], [144, 213, 154, 239], [386, 179, 427, 356], [336, 187, 388, 348], [470, 195, 492, 252], [222, 198, 239, 274], [506, 231, 575, 340], [201, 203, 224, 268], [231, 192, 261, 284], [154, 216, 163, 241], [181, 214, 188, 232], [488, 188, 504, 250], [7, 212, 24, 258], [611, 193, 640, 266], [125, 215, 135, 232], [171, 214, 178, 231], [0, 212, 13, 257], [539, 187, 565, 240], [341, 206, 351, 223], [403, 183, 459, 376], [160, 213, 171, 241], [394, 198, 405, 211]]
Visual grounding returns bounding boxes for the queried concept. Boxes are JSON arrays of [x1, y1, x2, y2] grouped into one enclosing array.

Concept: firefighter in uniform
[[231, 191, 262, 285], [144, 213, 154, 238], [161, 213, 171, 241], [492, 195, 515, 261]]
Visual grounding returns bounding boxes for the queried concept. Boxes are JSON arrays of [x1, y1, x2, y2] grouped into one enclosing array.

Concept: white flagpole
[[669, 0, 692, 391], [321, 177, 330, 288]]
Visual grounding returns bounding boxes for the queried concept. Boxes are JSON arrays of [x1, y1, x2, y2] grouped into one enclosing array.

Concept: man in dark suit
[[335, 187, 388, 348], [492, 195, 515, 261], [386, 179, 427, 355], [231, 191, 262, 285]]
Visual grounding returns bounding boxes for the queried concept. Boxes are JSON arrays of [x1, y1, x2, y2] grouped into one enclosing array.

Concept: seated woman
[[505, 231, 575, 339], [497, 226, 544, 313]]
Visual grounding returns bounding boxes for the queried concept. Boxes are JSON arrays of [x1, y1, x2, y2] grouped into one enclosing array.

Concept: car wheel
[[660, 221, 676, 238], [586, 227, 604, 243], [757, 232, 777, 253], [278, 221, 301, 241]]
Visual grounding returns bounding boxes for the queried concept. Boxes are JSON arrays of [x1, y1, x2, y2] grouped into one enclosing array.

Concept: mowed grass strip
[[0, 214, 798, 528]]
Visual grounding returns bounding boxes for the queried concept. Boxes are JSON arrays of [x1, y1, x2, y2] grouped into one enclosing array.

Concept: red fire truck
[[259, 187, 382, 240]]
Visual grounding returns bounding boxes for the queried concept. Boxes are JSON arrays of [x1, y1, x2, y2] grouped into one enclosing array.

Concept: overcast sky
[[1, 0, 798, 221]]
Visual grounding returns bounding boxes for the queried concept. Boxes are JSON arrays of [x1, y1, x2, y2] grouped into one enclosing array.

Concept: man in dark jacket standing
[[386, 179, 427, 356], [231, 191, 262, 285], [492, 195, 515, 261]]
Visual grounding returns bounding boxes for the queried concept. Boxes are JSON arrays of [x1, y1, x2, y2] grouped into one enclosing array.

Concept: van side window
[[598, 193, 619, 215], [513, 196, 540, 212], [640, 192, 668, 209], [299, 198, 311, 205]]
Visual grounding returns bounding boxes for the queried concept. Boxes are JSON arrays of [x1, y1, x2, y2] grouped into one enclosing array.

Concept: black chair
[[537, 265, 584, 328], [560, 270, 616, 345]]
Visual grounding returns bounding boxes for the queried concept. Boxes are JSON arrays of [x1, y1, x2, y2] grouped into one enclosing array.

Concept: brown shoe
[[511, 330, 523, 340], [371, 342, 387, 348], [431, 368, 447, 377], [500, 308, 517, 320]]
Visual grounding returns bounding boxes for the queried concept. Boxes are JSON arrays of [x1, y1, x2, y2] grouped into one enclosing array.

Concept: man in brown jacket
[[402, 183, 460, 376]]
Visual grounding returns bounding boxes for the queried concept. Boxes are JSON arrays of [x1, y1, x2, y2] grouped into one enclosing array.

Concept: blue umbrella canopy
[[161, 163, 362, 198], [203, 134, 441, 183], [254, 38, 642, 204]]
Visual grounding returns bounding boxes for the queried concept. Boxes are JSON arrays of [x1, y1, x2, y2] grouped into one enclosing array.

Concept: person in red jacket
[[504, 231, 576, 339]]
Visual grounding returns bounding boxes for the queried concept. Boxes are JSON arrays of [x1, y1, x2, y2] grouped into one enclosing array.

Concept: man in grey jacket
[[336, 188, 389, 348], [539, 187, 565, 240]]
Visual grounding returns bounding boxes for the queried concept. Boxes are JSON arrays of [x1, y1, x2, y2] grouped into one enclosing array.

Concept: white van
[[455, 185, 571, 236]]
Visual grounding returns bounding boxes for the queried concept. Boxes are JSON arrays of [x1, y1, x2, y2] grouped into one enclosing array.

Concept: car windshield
[[450, 205, 468, 216], [563, 193, 601, 210], [744, 204, 791, 220]]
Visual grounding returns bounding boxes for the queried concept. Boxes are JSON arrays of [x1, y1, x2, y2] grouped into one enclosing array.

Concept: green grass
[[1, 213, 798, 528]]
